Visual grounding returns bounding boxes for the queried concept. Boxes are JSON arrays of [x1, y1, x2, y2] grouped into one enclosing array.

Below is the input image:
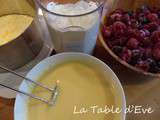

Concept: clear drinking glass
[[36, 0, 104, 54]]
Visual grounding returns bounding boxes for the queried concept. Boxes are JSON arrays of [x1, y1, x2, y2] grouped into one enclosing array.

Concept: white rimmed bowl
[[14, 52, 126, 120]]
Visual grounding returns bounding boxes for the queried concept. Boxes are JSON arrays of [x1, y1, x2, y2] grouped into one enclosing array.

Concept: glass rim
[[35, 0, 104, 17]]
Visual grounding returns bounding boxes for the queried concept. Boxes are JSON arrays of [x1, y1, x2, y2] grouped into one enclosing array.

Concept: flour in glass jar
[[44, 0, 101, 54]]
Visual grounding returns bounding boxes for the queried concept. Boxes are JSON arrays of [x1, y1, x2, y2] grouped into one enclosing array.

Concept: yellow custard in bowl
[[14, 53, 126, 120], [0, 14, 33, 46]]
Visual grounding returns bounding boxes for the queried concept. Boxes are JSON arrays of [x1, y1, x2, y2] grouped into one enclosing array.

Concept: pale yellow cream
[[27, 61, 121, 120], [0, 14, 33, 46]]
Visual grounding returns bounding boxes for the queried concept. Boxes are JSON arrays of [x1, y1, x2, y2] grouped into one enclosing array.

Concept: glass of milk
[[36, 0, 104, 54]]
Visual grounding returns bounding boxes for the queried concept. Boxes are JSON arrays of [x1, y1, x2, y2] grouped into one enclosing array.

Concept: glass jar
[[36, 0, 104, 54]]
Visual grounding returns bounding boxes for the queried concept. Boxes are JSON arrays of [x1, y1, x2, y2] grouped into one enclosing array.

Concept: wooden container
[[98, 0, 160, 81]]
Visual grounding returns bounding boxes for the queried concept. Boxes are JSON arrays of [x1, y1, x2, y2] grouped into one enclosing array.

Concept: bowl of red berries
[[100, 1, 160, 78]]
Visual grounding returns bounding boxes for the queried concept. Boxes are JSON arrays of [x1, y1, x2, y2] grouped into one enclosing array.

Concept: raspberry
[[121, 48, 132, 63], [109, 37, 127, 46], [147, 13, 159, 22], [139, 47, 145, 52], [113, 21, 127, 37], [144, 10, 151, 15], [122, 13, 130, 24], [127, 28, 143, 41], [135, 60, 150, 71], [130, 49, 142, 65], [143, 24, 150, 30], [127, 27, 136, 36], [141, 37, 152, 47], [109, 39, 121, 46], [152, 47, 160, 60], [143, 48, 152, 59], [151, 30, 160, 43], [110, 13, 122, 21], [127, 38, 139, 49], [145, 22, 159, 32]]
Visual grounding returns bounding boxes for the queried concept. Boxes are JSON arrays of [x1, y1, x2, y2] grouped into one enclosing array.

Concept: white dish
[[14, 52, 126, 120]]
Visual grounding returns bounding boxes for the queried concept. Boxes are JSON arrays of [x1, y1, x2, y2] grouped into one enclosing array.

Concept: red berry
[[113, 21, 127, 36], [127, 38, 139, 49], [147, 13, 158, 22], [141, 37, 152, 47], [130, 49, 142, 65], [144, 10, 151, 15], [153, 46, 160, 61], [121, 48, 132, 63], [151, 30, 160, 43], [143, 24, 150, 29], [145, 22, 158, 31], [143, 48, 152, 59], [127, 27, 136, 36], [135, 61, 150, 71], [110, 37, 128, 46], [122, 13, 130, 23], [110, 13, 122, 21], [127, 28, 142, 41]]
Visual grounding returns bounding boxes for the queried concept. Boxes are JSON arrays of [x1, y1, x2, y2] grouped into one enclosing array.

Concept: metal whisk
[[0, 65, 59, 106]]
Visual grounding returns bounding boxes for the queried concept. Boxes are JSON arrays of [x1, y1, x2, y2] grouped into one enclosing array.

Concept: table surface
[[0, 42, 160, 120]]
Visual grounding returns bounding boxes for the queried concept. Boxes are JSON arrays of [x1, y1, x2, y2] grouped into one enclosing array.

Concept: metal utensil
[[0, 65, 59, 106]]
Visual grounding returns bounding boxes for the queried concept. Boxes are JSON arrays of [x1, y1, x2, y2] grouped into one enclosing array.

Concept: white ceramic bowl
[[14, 52, 126, 120]]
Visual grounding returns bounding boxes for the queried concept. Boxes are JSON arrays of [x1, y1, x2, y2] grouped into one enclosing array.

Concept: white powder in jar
[[45, 0, 100, 53]]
